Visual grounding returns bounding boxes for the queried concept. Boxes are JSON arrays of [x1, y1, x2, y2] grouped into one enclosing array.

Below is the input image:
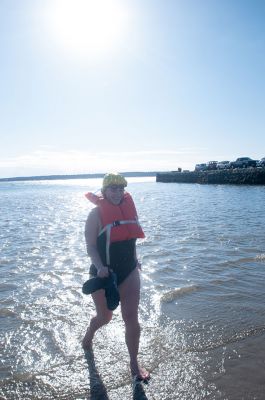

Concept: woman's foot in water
[[130, 362, 150, 382]]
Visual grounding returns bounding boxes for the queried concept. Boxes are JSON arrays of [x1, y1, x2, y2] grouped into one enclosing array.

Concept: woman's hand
[[97, 266, 109, 278]]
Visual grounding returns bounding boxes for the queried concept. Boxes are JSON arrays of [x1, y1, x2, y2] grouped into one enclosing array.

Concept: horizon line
[[0, 170, 161, 182]]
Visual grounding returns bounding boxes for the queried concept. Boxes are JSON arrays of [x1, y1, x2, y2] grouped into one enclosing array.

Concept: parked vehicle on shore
[[195, 163, 207, 171], [217, 161, 230, 170], [229, 157, 257, 169], [257, 157, 265, 167], [206, 161, 218, 170]]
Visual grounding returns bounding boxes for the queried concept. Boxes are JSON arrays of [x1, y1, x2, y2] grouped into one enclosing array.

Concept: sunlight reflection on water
[[1, 179, 265, 399]]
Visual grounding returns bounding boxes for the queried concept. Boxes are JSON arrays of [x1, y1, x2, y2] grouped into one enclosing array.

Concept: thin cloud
[[99, 148, 207, 157], [0, 148, 203, 177]]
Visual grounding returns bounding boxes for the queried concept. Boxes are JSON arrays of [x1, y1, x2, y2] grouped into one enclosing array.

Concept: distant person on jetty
[[82, 173, 150, 382]]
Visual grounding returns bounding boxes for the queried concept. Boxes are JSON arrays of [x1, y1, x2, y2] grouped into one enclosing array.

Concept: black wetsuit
[[89, 234, 137, 286]]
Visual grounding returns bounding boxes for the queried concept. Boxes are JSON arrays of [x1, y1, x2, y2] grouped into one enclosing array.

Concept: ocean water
[[1, 178, 265, 400]]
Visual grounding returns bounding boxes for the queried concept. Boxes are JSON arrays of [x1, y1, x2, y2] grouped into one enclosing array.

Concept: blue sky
[[0, 0, 264, 178]]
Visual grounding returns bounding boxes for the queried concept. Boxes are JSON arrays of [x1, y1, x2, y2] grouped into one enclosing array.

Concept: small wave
[[160, 285, 198, 303], [221, 253, 265, 267], [0, 308, 17, 318], [186, 325, 265, 354], [0, 283, 18, 292], [231, 253, 265, 264], [228, 325, 265, 344]]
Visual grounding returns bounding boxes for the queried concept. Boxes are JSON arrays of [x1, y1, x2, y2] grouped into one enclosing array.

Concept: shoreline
[[0, 171, 157, 183]]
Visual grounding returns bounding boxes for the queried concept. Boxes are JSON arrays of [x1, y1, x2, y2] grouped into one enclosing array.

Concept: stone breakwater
[[156, 168, 265, 185]]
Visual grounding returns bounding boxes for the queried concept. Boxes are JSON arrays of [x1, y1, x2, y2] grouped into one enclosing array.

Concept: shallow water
[[1, 178, 265, 399]]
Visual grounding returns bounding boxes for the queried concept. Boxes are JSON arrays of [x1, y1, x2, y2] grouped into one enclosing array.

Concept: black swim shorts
[[89, 238, 137, 286]]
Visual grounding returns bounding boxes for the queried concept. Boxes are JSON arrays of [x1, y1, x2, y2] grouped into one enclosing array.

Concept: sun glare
[[45, 0, 130, 61]]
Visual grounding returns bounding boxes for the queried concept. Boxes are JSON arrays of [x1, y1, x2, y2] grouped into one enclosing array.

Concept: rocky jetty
[[156, 168, 265, 185]]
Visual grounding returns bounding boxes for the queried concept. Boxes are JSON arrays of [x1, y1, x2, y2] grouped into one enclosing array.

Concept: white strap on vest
[[98, 219, 140, 266]]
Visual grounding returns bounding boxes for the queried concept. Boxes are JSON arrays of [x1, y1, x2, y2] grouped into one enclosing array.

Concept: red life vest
[[85, 191, 145, 243]]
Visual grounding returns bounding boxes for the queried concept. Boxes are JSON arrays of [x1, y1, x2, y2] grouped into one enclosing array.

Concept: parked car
[[217, 161, 230, 170], [229, 157, 257, 169], [206, 161, 218, 170], [195, 163, 207, 171], [257, 157, 265, 167]]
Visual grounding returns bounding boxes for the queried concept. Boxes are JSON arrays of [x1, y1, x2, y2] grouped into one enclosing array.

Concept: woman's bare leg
[[119, 268, 149, 380], [82, 289, 113, 350]]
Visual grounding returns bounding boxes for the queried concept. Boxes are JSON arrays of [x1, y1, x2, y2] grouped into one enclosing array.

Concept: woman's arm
[[85, 207, 109, 278]]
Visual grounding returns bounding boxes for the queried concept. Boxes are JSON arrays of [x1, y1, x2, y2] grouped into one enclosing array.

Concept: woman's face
[[104, 185, 125, 205]]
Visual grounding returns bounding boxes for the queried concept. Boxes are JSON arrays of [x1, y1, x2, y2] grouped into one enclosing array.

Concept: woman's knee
[[124, 316, 140, 336], [121, 307, 139, 325], [97, 311, 112, 325], [92, 290, 113, 325]]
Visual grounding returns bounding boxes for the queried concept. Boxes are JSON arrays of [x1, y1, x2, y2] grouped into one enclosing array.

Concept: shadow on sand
[[84, 349, 149, 400], [132, 379, 149, 400], [84, 349, 109, 400]]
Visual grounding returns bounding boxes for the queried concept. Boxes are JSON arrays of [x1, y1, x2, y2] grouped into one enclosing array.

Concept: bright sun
[[45, 0, 130, 61]]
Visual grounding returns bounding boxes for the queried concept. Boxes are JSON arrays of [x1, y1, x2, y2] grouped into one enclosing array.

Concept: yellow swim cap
[[102, 173, 128, 189]]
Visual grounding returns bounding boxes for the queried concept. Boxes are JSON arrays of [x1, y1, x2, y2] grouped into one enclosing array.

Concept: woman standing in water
[[82, 173, 150, 381]]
